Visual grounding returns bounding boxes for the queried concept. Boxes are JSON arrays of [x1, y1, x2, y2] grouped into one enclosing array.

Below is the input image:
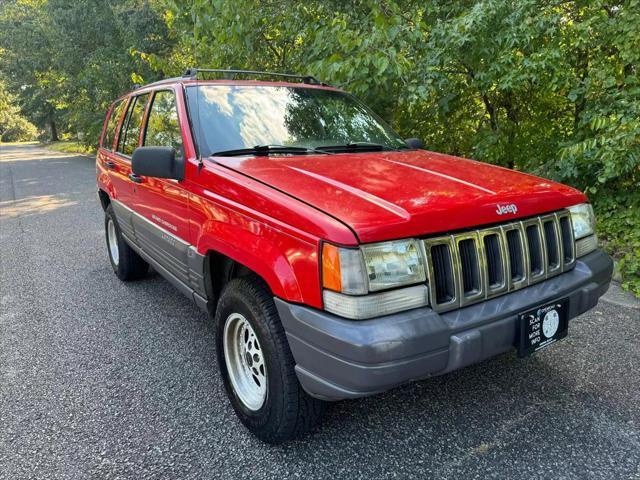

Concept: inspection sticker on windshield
[[518, 299, 568, 358]]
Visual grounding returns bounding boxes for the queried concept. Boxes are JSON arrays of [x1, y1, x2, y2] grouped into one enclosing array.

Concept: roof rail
[[182, 68, 327, 86], [140, 76, 187, 89]]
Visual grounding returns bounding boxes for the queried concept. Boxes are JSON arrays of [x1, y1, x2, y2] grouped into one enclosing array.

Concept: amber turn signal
[[321, 243, 342, 292]]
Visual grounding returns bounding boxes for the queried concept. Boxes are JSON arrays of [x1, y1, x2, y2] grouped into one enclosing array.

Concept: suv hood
[[215, 150, 586, 243]]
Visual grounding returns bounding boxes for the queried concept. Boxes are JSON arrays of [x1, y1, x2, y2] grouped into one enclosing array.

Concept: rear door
[[109, 93, 150, 240], [130, 88, 192, 285], [97, 98, 127, 197]]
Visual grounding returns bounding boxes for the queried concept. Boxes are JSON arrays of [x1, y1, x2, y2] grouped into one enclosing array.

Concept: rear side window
[[117, 93, 149, 156], [144, 90, 182, 154], [102, 100, 125, 150]]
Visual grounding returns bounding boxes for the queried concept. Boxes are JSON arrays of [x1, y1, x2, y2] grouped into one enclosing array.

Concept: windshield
[[185, 85, 407, 156]]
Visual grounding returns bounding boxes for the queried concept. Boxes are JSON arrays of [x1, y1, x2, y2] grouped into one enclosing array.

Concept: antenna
[[192, 11, 204, 173]]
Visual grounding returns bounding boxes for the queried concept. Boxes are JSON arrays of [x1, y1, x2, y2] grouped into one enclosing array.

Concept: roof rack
[[182, 68, 327, 85]]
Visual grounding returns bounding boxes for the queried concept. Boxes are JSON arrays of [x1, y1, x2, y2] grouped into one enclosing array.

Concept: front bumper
[[275, 249, 613, 401]]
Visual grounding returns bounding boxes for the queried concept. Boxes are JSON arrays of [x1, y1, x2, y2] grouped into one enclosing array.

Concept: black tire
[[215, 275, 326, 444], [104, 204, 149, 281]]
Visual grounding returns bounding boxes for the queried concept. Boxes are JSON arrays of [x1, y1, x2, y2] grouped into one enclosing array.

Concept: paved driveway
[[1, 143, 639, 479]]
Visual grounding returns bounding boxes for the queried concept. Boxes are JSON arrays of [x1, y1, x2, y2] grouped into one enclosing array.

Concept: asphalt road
[[1, 143, 639, 480]]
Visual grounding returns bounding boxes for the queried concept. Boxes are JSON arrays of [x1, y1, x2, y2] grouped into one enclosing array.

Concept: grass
[[43, 140, 95, 154]]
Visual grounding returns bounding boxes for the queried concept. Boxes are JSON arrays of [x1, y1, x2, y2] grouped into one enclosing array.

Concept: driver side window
[[144, 90, 183, 155]]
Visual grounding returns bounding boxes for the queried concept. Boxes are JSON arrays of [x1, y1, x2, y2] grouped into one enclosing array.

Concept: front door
[[129, 89, 192, 286]]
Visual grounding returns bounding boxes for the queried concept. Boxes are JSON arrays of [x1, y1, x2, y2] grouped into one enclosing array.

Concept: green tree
[[0, 0, 63, 140], [0, 0, 171, 143], [0, 80, 38, 142]]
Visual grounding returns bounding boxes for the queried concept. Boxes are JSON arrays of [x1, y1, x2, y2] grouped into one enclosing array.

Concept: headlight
[[568, 203, 595, 240], [321, 239, 428, 319], [362, 240, 426, 291]]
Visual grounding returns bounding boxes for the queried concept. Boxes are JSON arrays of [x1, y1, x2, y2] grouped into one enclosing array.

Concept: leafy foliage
[[0, 80, 38, 142], [0, 0, 171, 143], [0, 0, 638, 293], [595, 192, 640, 296]]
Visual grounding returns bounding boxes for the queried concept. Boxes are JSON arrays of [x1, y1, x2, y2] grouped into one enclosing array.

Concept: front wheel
[[215, 276, 326, 443]]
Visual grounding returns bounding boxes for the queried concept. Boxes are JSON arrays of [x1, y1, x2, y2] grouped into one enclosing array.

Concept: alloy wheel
[[223, 313, 267, 411], [107, 218, 119, 266]]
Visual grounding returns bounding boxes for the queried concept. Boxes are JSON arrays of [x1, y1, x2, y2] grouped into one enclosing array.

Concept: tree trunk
[[49, 120, 58, 142], [481, 93, 498, 131]]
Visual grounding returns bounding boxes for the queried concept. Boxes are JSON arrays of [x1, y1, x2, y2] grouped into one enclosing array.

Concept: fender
[[187, 165, 358, 310], [196, 215, 322, 308]]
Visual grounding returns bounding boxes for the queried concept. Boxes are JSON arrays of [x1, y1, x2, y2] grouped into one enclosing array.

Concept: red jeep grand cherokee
[[97, 69, 612, 443]]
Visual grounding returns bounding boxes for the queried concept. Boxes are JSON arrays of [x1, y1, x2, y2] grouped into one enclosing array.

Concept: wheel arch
[[203, 250, 267, 308], [198, 229, 320, 310], [97, 188, 111, 211]]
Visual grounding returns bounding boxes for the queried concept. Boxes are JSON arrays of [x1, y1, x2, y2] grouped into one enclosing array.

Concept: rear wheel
[[105, 204, 148, 281], [215, 275, 326, 444]]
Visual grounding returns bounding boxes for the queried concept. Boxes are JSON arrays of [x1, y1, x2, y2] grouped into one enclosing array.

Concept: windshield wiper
[[212, 144, 333, 157], [316, 142, 400, 152]]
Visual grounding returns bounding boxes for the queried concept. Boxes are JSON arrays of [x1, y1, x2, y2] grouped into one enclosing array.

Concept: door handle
[[129, 173, 143, 183], [103, 160, 115, 169]]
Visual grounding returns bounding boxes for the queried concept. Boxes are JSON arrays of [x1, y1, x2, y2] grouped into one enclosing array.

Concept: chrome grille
[[423, 210, 575, 312]]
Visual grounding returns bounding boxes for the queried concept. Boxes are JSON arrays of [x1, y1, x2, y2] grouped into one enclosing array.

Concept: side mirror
[[404, 138, 424, 150], [131, 146, 184, 181]]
